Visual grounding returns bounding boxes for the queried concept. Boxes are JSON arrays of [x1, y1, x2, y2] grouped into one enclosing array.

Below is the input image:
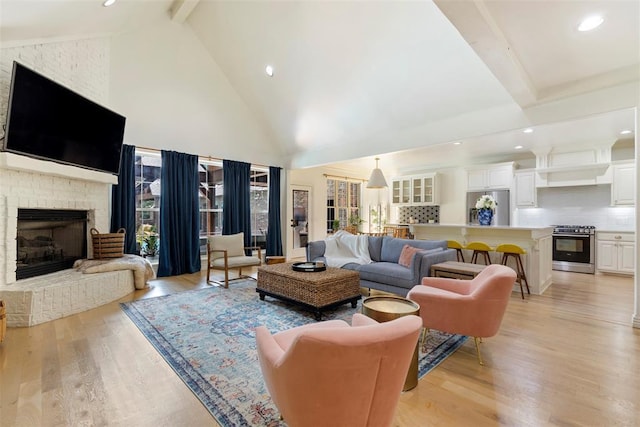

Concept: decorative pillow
[[398, 244, 425, 268]]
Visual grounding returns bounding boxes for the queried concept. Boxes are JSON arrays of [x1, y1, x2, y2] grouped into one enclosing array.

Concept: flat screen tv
[[3, 62, 126, 175]]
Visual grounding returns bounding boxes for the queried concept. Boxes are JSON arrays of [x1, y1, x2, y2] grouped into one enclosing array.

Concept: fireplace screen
[[16, 209, 88, 280]]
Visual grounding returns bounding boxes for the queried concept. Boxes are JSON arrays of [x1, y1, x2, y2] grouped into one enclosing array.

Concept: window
[[326, 179, 361, 232], [135, 153, 162, 254], [134, 150, 268, 255]]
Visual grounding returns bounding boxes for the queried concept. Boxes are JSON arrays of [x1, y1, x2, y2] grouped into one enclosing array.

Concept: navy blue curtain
[[157, 150, 201, 277], [266, 166, 283, 256], [110, 144, 137, 254], [222, 159, 252, 249]]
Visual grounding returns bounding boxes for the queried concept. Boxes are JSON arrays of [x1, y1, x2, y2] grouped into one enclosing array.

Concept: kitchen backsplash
[[398, 206, 440, 224], [515, 185, 635, 230]]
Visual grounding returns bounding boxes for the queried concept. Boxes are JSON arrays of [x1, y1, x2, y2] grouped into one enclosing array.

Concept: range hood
[[533, 146, 613, 187]]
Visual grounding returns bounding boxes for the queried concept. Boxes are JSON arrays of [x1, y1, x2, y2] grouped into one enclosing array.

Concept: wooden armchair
[[206, 232, 261, 288]]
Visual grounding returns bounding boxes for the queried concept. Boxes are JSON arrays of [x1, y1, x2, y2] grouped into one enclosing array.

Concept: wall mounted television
[[2, 61, 126, 175]]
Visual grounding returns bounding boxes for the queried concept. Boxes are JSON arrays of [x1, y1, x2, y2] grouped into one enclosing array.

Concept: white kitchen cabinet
[[596, 232, 635, 275], [467, 163, 513, 191], [611, 162, 635, 206], [391, 178, 411, 204], [392, 173, 439, 205], [514, 170, 537, 207]]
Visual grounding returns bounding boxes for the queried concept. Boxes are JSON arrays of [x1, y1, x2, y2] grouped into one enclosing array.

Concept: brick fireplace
[[0, 154, 136, 327]]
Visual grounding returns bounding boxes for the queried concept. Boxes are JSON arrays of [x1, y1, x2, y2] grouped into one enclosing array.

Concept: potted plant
[[348, 214, 364, 231], [332, 219, 340, 233], [137, 224, 159, 257]]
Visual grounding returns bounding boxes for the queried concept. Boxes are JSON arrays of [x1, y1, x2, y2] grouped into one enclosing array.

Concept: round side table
[[362, 295, 420, 391]]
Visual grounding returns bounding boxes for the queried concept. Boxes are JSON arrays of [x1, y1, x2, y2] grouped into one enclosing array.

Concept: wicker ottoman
[[257, 263, 361, 320]]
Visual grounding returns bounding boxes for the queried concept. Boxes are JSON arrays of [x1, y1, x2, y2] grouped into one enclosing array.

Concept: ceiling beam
[[434, 0, 538, 108], [170, 0, 201, 24]]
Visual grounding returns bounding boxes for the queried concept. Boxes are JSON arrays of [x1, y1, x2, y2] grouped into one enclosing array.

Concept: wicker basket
[[91, 227, 125, 259]]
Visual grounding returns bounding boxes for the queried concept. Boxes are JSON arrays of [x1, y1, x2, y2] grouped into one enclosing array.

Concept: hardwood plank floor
[[1, 269, 638, 426]]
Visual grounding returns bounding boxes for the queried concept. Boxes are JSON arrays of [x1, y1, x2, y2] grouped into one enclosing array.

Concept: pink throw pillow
[[398, 244, 423, 268]]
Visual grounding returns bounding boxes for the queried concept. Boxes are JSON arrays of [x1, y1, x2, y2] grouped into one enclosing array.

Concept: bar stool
[[495, 244, 530, 299], [466, 241, 493, 265], [447, 240, 465, 262]]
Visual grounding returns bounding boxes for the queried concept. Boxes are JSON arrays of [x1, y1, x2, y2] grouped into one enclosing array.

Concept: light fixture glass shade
[[366, 158, 388, 188]]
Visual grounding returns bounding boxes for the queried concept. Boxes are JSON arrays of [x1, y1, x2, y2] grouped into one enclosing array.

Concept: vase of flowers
[[475, 195, 498, 226]]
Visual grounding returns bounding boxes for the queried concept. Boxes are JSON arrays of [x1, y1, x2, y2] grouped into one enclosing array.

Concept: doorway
[[290, 185, 311, 259]]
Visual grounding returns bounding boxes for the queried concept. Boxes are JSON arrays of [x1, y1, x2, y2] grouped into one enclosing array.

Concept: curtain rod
[[323, 173, 367, 182], [134, 145, 270, 169]]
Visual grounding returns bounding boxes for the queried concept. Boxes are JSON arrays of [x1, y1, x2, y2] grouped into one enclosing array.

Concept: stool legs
[[455, 248, 465, 262], [471, 250, 491, 265], [502, 253, 530, 299]]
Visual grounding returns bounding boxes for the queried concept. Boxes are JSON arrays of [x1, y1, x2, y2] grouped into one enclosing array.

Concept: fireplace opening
[[17, 209, 88, 280]]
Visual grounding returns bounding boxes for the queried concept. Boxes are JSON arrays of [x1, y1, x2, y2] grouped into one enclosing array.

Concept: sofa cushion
[[367, 236, 384, 262], [380, 238, 447, 263], [358, 262, 416, 290]]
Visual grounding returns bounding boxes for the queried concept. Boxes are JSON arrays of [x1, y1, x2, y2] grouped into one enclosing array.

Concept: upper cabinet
[[466, 163, 514, 191], [611, 161, 635, 206], [392, 173, 439, 205], [514, 170, 537, 207]]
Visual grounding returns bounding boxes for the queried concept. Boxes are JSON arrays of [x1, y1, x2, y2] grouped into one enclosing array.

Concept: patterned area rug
[[121, 281, 467, 427]]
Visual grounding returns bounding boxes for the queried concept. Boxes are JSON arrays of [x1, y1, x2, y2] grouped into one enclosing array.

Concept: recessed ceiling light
[[523, 128, 533, 134], [578, 15, 604, 32], [453, 141, 462, 145], [103, 0, 116, 6], [620, 129, 632, 135], [265, 65, 274, 77], [514, 145, 523, 150]]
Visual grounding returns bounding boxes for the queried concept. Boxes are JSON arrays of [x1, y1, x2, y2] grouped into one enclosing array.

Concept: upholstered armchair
[[407, 264, 516, 365], [206, 232, 261, 288], [255, 313, 422, 427]]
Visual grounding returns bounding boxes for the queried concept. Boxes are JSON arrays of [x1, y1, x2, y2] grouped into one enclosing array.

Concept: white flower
[[475, 195, 498, 210]]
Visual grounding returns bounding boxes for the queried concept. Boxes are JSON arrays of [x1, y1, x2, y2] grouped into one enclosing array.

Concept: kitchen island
[[409, 224, 554, 295]]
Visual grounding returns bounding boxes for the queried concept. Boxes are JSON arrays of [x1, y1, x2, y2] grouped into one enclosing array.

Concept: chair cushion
[[208, 233, 245, 260], [210, 255, 260, 268]]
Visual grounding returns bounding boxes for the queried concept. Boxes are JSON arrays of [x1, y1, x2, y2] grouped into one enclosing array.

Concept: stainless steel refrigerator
[[466, 190, 510, 226]]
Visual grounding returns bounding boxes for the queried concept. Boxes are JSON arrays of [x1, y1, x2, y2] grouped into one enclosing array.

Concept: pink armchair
[[407, 264, 516, 365], [255, 313, 422, 427]]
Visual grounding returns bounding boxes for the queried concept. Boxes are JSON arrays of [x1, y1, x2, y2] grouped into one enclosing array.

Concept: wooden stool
[[447, 240, 465, 262], [466, 241, 493, 265], [265, 256, 286, 265], [495, 244, 530, 299]]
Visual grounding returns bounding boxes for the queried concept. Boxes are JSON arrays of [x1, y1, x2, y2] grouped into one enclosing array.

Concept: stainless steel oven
[[552, 225, 595, 274]]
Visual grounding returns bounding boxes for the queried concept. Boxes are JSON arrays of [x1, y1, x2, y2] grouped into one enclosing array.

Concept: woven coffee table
[[257, 262, 361, 320]]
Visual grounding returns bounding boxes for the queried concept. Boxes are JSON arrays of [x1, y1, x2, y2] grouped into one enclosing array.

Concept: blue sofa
[[306, 236, 457, 297]]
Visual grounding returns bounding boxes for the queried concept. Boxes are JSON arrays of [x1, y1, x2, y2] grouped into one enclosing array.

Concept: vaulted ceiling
[[1, 0, 638, 172]]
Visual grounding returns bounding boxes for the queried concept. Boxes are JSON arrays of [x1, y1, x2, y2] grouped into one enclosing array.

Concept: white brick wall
[[0, 38, 123, 325], [0, 38, 110, 125], [0, 268, 134, 327], [1, 38, 113, 286]]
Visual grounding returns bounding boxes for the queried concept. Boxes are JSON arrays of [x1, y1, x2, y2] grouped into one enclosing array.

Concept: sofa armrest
[[418, 248, 458, 281], [306, 240, 327, 262]]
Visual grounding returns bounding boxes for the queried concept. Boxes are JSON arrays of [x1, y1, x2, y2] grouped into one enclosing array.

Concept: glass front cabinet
[[392, 173, 438, 205]]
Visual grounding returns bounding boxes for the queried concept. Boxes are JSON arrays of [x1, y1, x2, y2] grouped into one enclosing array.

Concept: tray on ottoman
[[257, 262, 361, 320]]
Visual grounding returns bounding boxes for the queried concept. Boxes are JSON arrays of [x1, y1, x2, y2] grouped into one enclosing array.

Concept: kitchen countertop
[[408, 223, 554, 231], [596, 229, 636, 233]]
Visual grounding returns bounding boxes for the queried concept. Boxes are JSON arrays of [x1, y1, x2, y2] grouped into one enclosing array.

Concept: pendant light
[[366, 157, 388, 188]]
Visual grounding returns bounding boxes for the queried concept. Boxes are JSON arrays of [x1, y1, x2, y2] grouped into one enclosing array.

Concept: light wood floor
[[1, 269, 638, 426]]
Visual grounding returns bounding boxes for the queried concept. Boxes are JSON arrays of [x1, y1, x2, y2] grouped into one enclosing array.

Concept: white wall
[[109, 18, 284, 167]]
